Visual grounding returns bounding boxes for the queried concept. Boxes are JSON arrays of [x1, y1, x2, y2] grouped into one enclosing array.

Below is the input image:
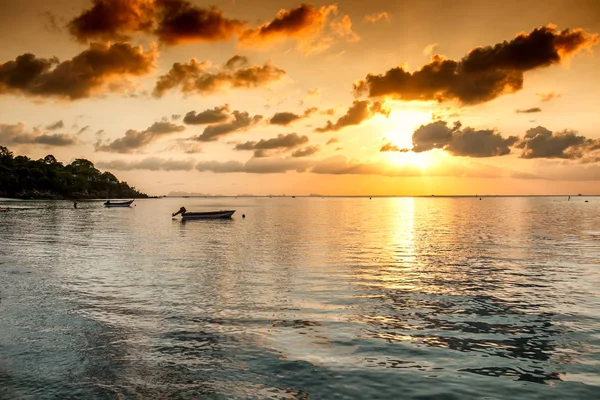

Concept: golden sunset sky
[[1, 0, 599, 195]]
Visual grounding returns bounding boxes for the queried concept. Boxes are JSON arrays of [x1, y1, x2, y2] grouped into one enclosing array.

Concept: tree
[[43, 154, 59, 165]]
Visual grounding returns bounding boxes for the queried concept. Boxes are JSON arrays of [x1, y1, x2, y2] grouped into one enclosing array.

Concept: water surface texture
[[1, 197, 599, 399]]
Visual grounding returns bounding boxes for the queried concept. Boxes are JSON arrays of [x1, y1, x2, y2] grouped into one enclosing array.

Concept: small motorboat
[[172, 207, 235, 220], [0, 207, 8, 212], [104, 199, 134, 207]]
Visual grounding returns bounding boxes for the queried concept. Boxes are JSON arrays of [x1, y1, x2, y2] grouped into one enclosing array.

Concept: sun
[[379, 105, 439, 169]]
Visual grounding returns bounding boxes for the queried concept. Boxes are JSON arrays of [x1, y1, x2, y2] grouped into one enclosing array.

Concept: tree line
[[0, 146, 147, 199]]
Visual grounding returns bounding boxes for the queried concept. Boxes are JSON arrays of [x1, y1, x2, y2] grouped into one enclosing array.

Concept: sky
[[0, 0, 599, 196]]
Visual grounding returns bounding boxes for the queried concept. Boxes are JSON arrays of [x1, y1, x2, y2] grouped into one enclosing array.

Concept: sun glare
[[380, 106, 438, 169]]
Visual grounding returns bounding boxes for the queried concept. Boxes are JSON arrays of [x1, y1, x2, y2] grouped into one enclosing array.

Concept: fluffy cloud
[[183, 104, 231, 124], [0, 123, 78, 146], [268, 107, 317, 125], [191, 111, 261, 142], [0, 42, 156, 100], [364, 12, 391, 23], [153, 56, 285, 97], [354, 26, 597, 105], [238, 4, 357, 53], [68, 1, 357, 51], [95, 121, 185, 153], [234, 133, 309, 158], [536, 91, 562, 102], [68, 0, 243, 44], [154, 1, 244, 44], [315, 100, 389, 132], [397, 121, 519, 157], [46, 120, 64, 131], [516, 107, 542, 113], [516, 126, 600, 160], [380, 142, 402, 152], [291, 145, 319, 157], [96, 157, 195, 171]]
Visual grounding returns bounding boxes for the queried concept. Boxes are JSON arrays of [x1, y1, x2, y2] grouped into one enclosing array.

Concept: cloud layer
[[0, 123, 78, 146]]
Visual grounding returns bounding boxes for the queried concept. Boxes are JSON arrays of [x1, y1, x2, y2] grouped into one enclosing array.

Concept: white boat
[[104, 199, 134, 207], [172, 207, 235, 220]]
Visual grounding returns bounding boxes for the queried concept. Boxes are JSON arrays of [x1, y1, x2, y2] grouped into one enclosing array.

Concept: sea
[[0, 196, 599, 399]]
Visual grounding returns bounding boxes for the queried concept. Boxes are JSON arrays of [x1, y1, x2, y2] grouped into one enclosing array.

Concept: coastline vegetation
[[0, 146, 147, 199]]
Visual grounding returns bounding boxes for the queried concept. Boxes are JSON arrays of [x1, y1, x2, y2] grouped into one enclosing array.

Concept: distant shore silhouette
[[0, 146, 147, 200]]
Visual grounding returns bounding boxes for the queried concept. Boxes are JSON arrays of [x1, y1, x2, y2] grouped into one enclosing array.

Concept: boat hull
[[182, 210, 235, 220], [104, 200, 134, 207]]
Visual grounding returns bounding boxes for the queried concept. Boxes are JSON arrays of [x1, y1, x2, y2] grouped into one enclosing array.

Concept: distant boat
[[0, 207, 8, 212], [172, 207, 235, 220], [104, 199, 134, 207]]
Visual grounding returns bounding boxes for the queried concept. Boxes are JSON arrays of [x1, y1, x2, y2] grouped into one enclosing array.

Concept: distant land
[[0, 146, 147, 200]]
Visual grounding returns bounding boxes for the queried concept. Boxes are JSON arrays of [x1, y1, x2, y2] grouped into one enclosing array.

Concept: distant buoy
[[242, 214, 246, 218], [479, 198, 482, 200]]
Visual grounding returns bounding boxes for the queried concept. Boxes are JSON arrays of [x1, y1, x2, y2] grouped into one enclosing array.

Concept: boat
[[172, 207, 235, 220], [104, 199, 134, 207]]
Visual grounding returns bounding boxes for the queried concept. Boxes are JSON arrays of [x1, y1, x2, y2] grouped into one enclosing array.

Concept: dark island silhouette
[[0, 146, 147, 200]]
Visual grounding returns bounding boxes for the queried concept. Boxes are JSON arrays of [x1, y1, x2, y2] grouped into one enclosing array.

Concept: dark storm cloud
[[315, 100, 389, 132], [95, 121, 185, 153], [153, 56, 285, 97], [46, 120, 64, 130], [354, 26, 597, 105], [97, 157, 195, 171], [0, 42, 156, 100], [183, 104, 231, 125], [68, 0, 243, 44], [516, 126, 600, 160], [191, 111, 261, 142], [516, 107, 542, 113], [399, 121, 519, 157], [291, 145, 319, 157], [268, 107, 317, 125], [0, 123, 78, 146]]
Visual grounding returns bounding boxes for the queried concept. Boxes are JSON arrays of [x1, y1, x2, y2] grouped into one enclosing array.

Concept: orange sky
[[1, 0, 599, 196]]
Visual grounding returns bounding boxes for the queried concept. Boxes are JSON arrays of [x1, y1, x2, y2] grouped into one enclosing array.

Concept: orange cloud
[[0, 42, 157, 100], [239, 4, 358, 54], [153, 56, 285, 97], [364, 12, 390, 23], [315, 100, 389, 132], [68, 0, 244, 44], [354, 25, 597, 105], [154, 1, 244, 45]]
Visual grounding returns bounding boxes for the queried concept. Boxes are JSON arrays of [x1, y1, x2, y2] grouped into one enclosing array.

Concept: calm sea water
[[1, 196, 599, 399]]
